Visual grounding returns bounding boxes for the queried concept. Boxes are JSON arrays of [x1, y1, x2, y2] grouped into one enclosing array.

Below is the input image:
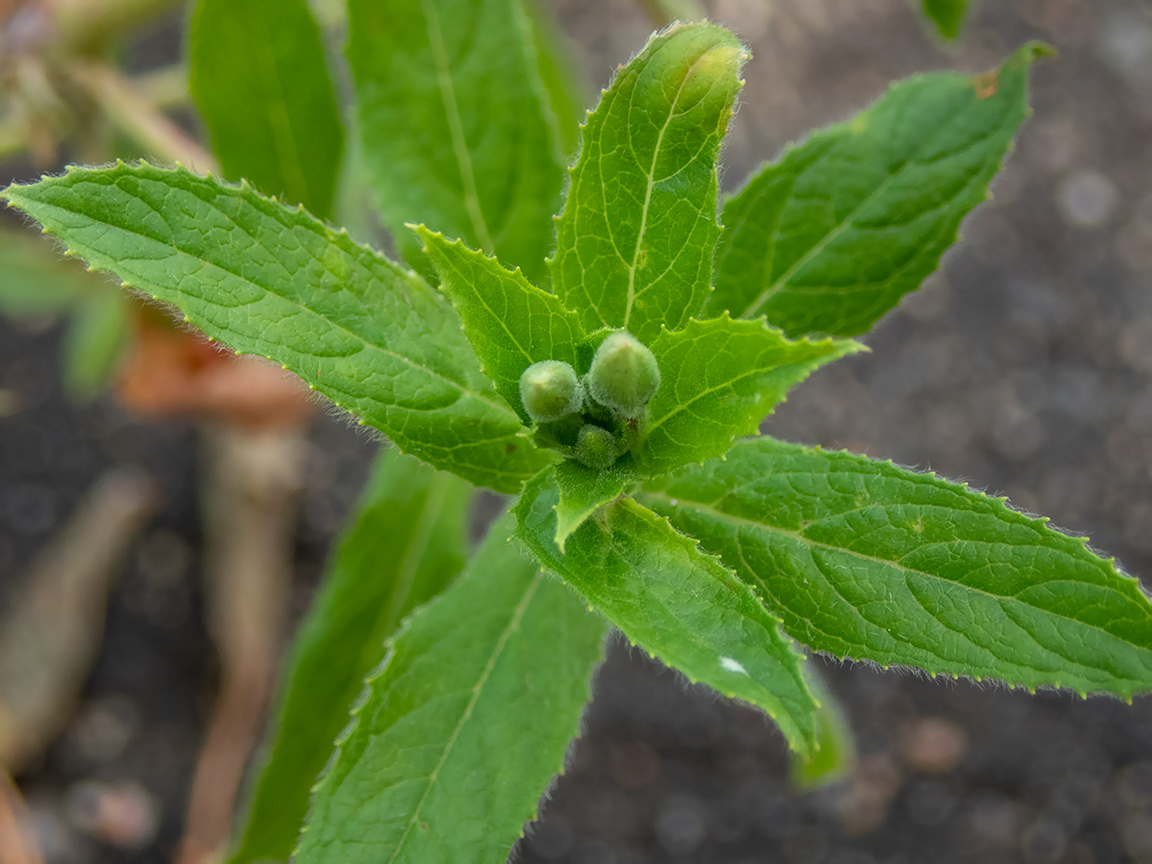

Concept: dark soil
[[3, 1, 1152, 862]]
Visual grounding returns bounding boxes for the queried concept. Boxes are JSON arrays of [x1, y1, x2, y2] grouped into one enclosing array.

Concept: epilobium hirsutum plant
[[4, 1, 1149, 859]]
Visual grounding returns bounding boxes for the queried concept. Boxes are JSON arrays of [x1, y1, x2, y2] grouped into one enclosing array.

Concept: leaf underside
[[642, 437, 1152, 699], [551, 22, 748, 342], [189, 0, 344, 218], [709, 42, 1047, 338], [515, 470, 820, 758], [1, 162, 550, 492], [296, 513, 607, 864], [231, 447, 471, 864]]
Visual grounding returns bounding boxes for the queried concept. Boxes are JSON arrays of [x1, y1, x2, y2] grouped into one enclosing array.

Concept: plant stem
[[0, 769, 44, 864], [69, 60, 218, 172], [0, 468, 156, 772], [46, 0, 186, 52], [133, 64, 191, 110], [175, 426, 305, 864], [0, 113, 26, 162]]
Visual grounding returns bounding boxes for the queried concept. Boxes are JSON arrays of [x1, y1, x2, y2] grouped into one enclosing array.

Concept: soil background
[[2, 1, 1152, 862]]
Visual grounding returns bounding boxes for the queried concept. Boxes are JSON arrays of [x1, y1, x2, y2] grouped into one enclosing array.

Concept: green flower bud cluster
[[517, 331, 661, 473]]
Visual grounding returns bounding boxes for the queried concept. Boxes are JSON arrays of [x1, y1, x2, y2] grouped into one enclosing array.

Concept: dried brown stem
[[174, 427, 306, 864], [0, 467, 157, 772], [0, 769, 43, 864]]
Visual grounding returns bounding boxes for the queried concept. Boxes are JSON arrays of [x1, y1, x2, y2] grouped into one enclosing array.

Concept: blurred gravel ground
[[1, 0, 1151, 862]]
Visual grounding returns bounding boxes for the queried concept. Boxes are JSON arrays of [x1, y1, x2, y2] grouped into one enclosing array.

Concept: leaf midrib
[[622, 48, 709, 331], [641, 491, 1152, 659], [644, 341, 826, 440], [420, 0, 495, 254], [388, 572, 543, 862], [375, 473, 455, 658], [251, 7, 314, 212], [509, 0, 566, 169], [737, 83, 997, 319], [432, 240, 582, 375], [11, 184, 518, 423], [537, 497, 813, 748]]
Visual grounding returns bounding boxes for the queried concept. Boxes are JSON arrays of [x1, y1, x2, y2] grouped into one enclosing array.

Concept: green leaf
[[296, 513, 607, 864], [551, 22, 748, 343], [642, 437, 1152, 699], [917, 0, 973, 41], [62, 290, 131, 401], [232, 447, 471, 864], [791, 667, 855, 790], [709, 42, 1049, 338], [515, 471, 819, 757], [417, 227, 586, 423], [189, 0, 344, 218], [522, 0, 584, 161], [635, 316, 863, 474], [553, 460, 632, 552], [346, 0, 574, 285], [0, 229, 92, 316], [2, 162, 550, 492]]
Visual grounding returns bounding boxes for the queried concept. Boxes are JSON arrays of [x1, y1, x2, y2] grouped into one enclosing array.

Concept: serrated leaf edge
[[514, 479, 821, 756], [645, 437, 1148, 702]]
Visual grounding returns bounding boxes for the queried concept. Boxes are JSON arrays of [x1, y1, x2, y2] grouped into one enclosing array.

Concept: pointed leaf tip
[[4, 162, 549, 492], [711, 43, 1045, 338], [551, 23, 748, 342]]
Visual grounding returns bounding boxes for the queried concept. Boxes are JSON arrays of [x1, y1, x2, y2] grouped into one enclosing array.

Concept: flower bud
[[519, 360, 583, 423], [586, 331, 661, 418], [574, 424, 619, 472]]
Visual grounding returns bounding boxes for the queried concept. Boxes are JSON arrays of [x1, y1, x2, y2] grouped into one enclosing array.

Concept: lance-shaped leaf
[[791, 667, 855, 790], [709, 43, 1048, 338], [0, 228, 92, 316], [2, 163, 550, 492], [551, 23, 748, 342], [417, 227, 585, 423], [522, 0, 584, 161], [189, 0, 344, 218], [296, 513, 607, 864], [232, 447, 471, 864], [918, 0, 973, 41], [553, 460, 632, 552], [642, 437, 1152, 699], [515, 471, 819, 757], [62, 291, 131, 401], [347, 0, 575, 285], [635, 316, 863, 475]]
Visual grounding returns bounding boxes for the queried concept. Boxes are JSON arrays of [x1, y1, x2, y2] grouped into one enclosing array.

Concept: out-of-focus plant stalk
[[175, 427, 306, 864], [45, 0, 185, 52], [0, 469, 157, 773], [133, 63, 189, 109], [69, 60, 217, 172], [0, 769, 44, 864]]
